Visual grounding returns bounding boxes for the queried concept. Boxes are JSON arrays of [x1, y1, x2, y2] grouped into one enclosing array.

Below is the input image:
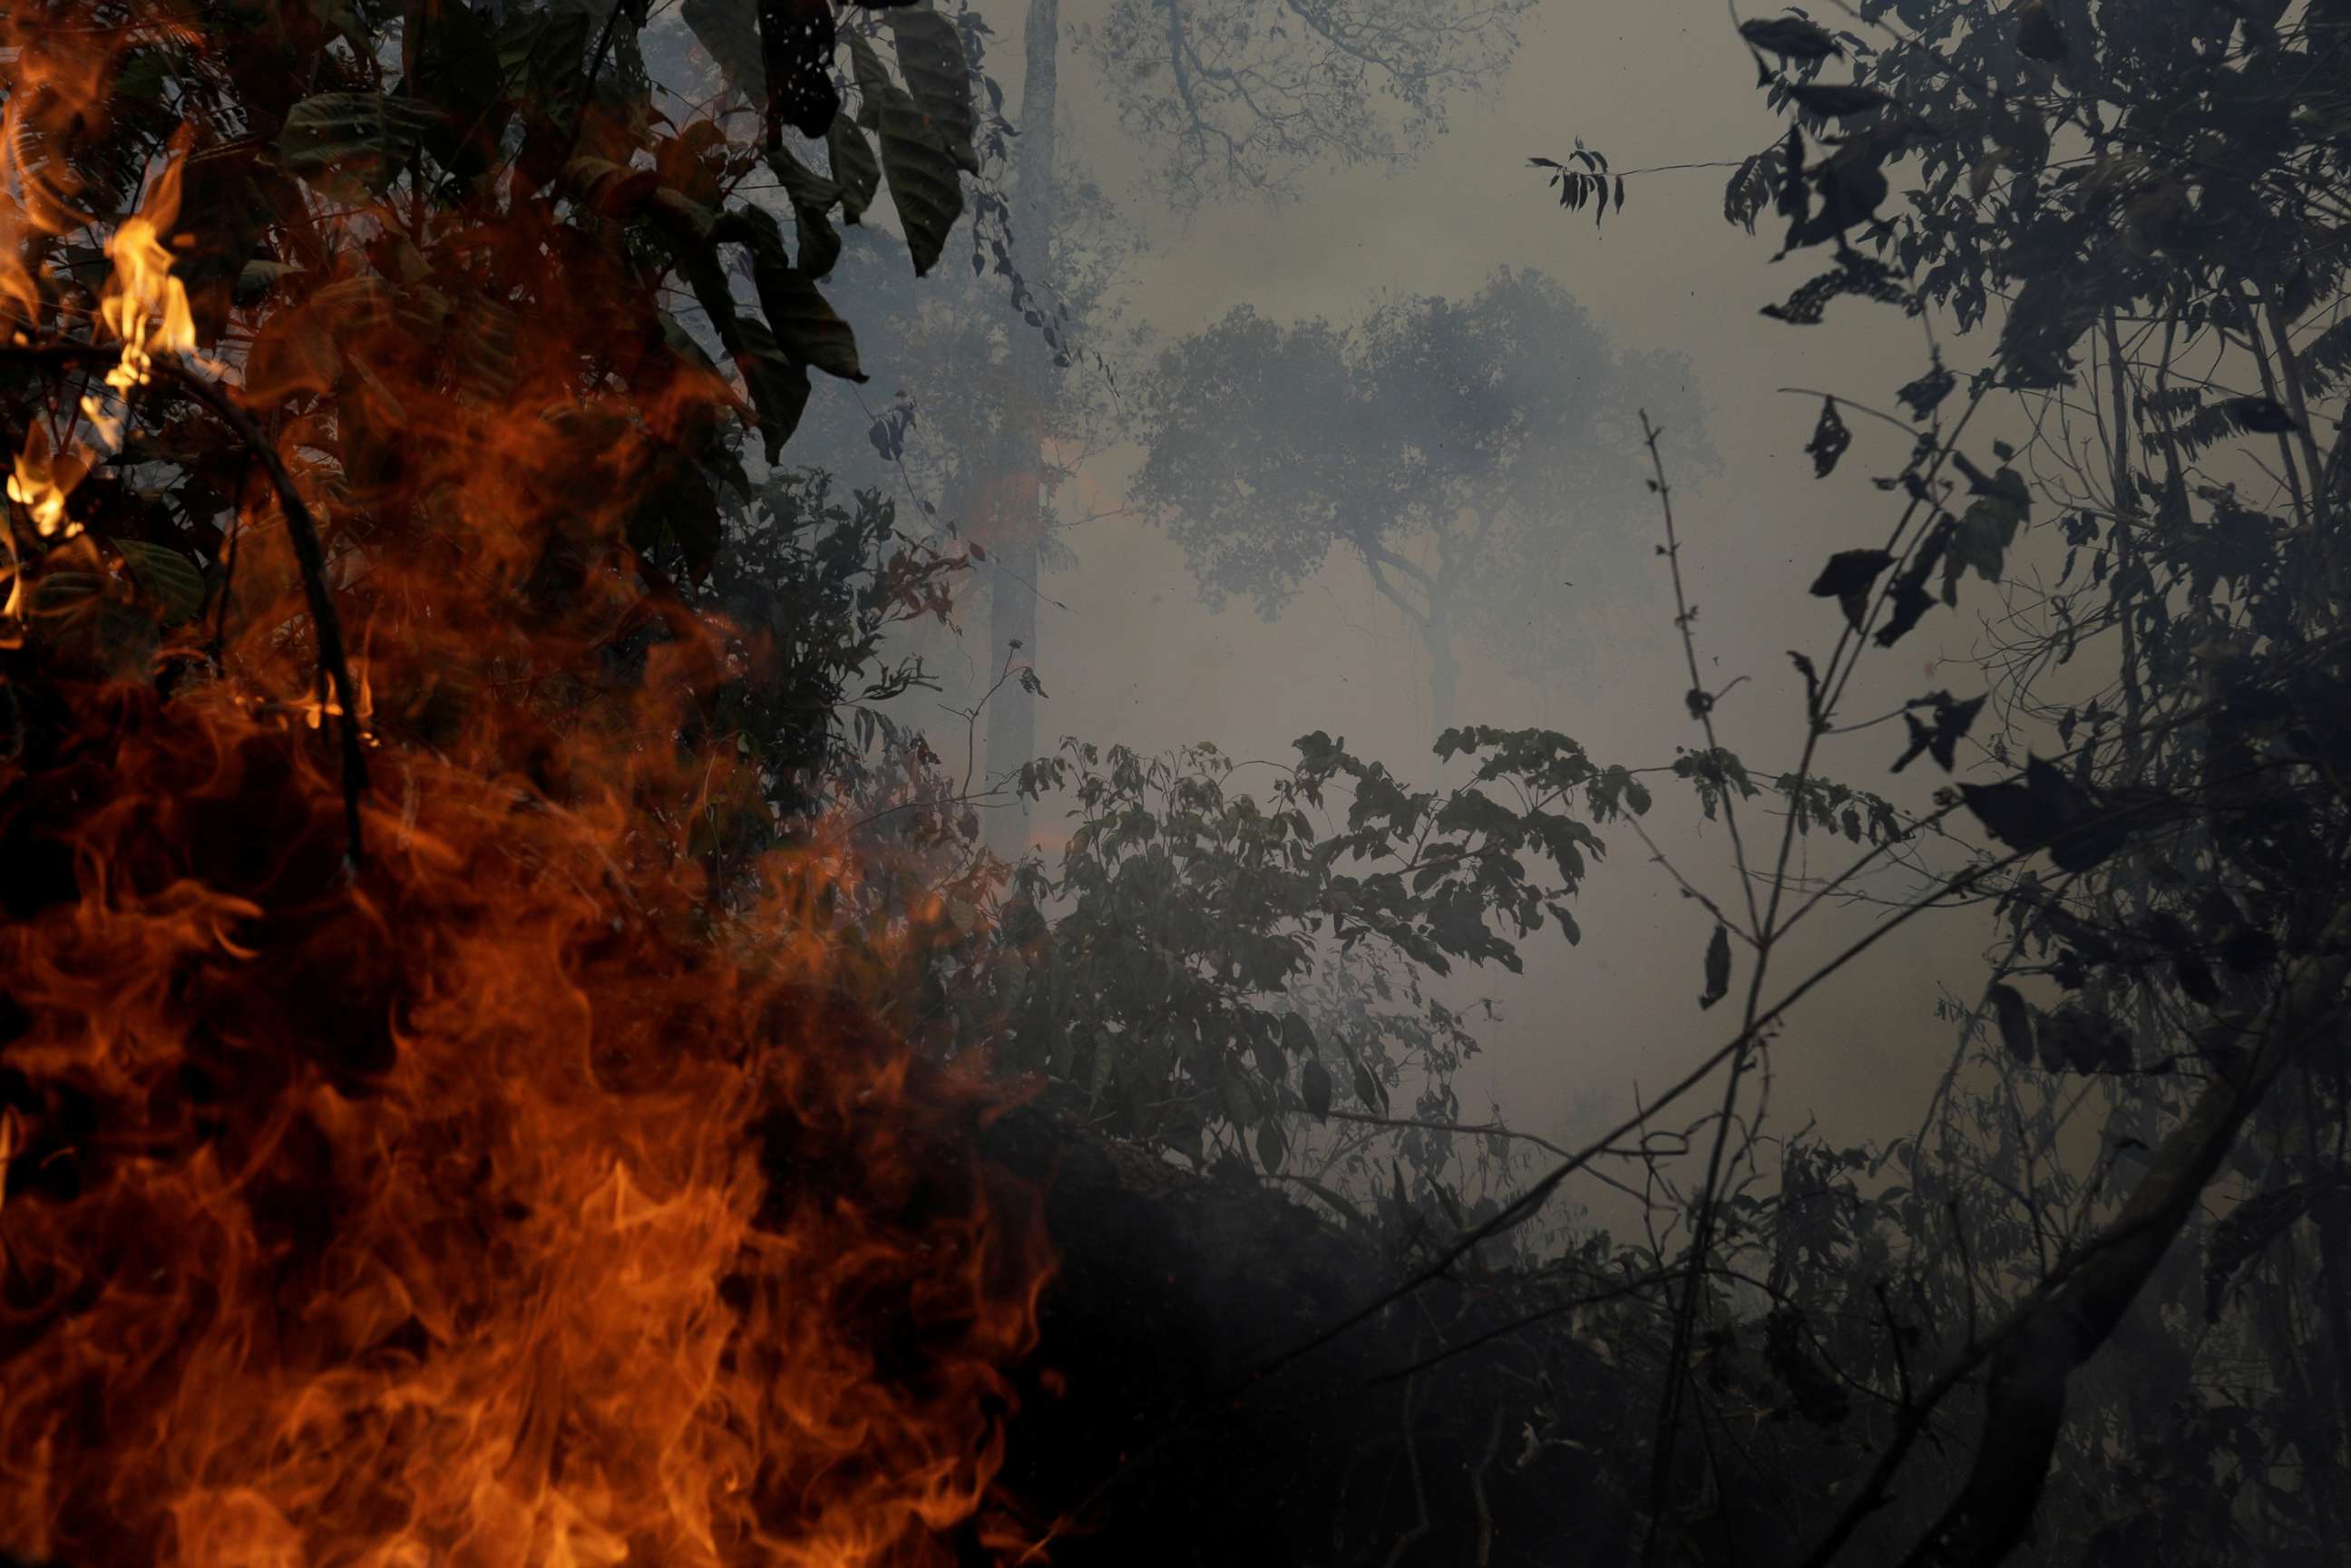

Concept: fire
[[1, 6, 1051, 1565], [298, 654, 376, 743], [95, 150, 195, 394]]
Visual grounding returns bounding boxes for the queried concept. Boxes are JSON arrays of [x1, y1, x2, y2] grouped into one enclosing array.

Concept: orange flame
[[0, 7, 1050, 1565], [96, 150, 195, 394]]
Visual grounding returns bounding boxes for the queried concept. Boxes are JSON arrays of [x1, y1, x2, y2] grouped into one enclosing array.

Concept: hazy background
[[807, 0, 2012, 1171]]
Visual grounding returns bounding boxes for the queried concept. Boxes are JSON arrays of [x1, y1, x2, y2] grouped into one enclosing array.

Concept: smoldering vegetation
[[2, 3, 2348, 1567]]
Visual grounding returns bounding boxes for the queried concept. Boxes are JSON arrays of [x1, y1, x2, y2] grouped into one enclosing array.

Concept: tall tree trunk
[[980, 0, 1058, 861]]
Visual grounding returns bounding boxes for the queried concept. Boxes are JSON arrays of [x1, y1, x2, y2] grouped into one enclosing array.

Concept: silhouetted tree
[[1130, 268, 1707, 730]]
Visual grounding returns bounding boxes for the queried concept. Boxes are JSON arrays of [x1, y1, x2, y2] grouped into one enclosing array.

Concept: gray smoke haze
[[789, 0, 2013, 1174]]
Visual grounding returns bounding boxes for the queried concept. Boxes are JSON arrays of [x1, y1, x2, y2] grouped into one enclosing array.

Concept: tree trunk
[[980, 0, 1058, 861]]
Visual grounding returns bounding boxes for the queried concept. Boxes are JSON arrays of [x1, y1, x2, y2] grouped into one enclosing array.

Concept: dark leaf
[[1804, 396, 1852, 477], [1988, 982, 2034, 1065], [278, 93, 444, 201], [2174, 955, 2223, 1006], [1789, 83, 1893, 119], [2223, 396, 2299, 434], [1958, 755, 2123, 871], [1891, 691, 1984, 773], [2219, 924, 2280, 974], [1699, 923, 1732, 1009], [2205, 1182, 2343, 1321], [2016, 0, 2067, 61], [852, 36, 964, 276], [1740, 15, 1844, 61], [115, 540, 207, 625], [737, 328, 814, 463], [1251, 1030, 1283, 1084], [885, 5, 978, 174], [759, 0, 838, 142], [1281, 1011, 1318, 1060], [682, 0, 766, 102], [826, 115, 883, 222], [1809, 548, 1893, 628], [1874, 520, 1950, 646], [1896, 363, 1956, 420], [748, 251, 865, 379], [1302, 1057, 1333, 1119]]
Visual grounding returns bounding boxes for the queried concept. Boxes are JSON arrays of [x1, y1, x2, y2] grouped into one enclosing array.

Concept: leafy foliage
[[1129, 268, 1711, 725]]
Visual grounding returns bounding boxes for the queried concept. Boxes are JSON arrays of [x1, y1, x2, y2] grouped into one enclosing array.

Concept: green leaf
[[750, 253, 864, 380], [733, 322, 813, 463], [278, 93, 446, 201], [826, 116, 882, 223], [1255, 1117, 1287, 1174], [681, 0, 766, 102], [766, 145, 844, 275], [846, 42, 963, 276], [884, 5, 978, 175], [677, 241, 811, 462], [497, 5, 592, 131], [32, 571, 106, 617], [116, 540, 207, 625]]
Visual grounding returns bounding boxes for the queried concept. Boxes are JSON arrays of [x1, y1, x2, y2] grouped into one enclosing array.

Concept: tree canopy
[[1131, 267, 1708, 726]]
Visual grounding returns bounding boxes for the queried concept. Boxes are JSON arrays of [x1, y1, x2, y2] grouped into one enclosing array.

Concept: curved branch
[[5, 342, 370, 860]]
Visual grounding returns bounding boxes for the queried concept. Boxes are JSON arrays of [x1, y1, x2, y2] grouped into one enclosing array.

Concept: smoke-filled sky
[[846, 0, 2022, 1171]]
